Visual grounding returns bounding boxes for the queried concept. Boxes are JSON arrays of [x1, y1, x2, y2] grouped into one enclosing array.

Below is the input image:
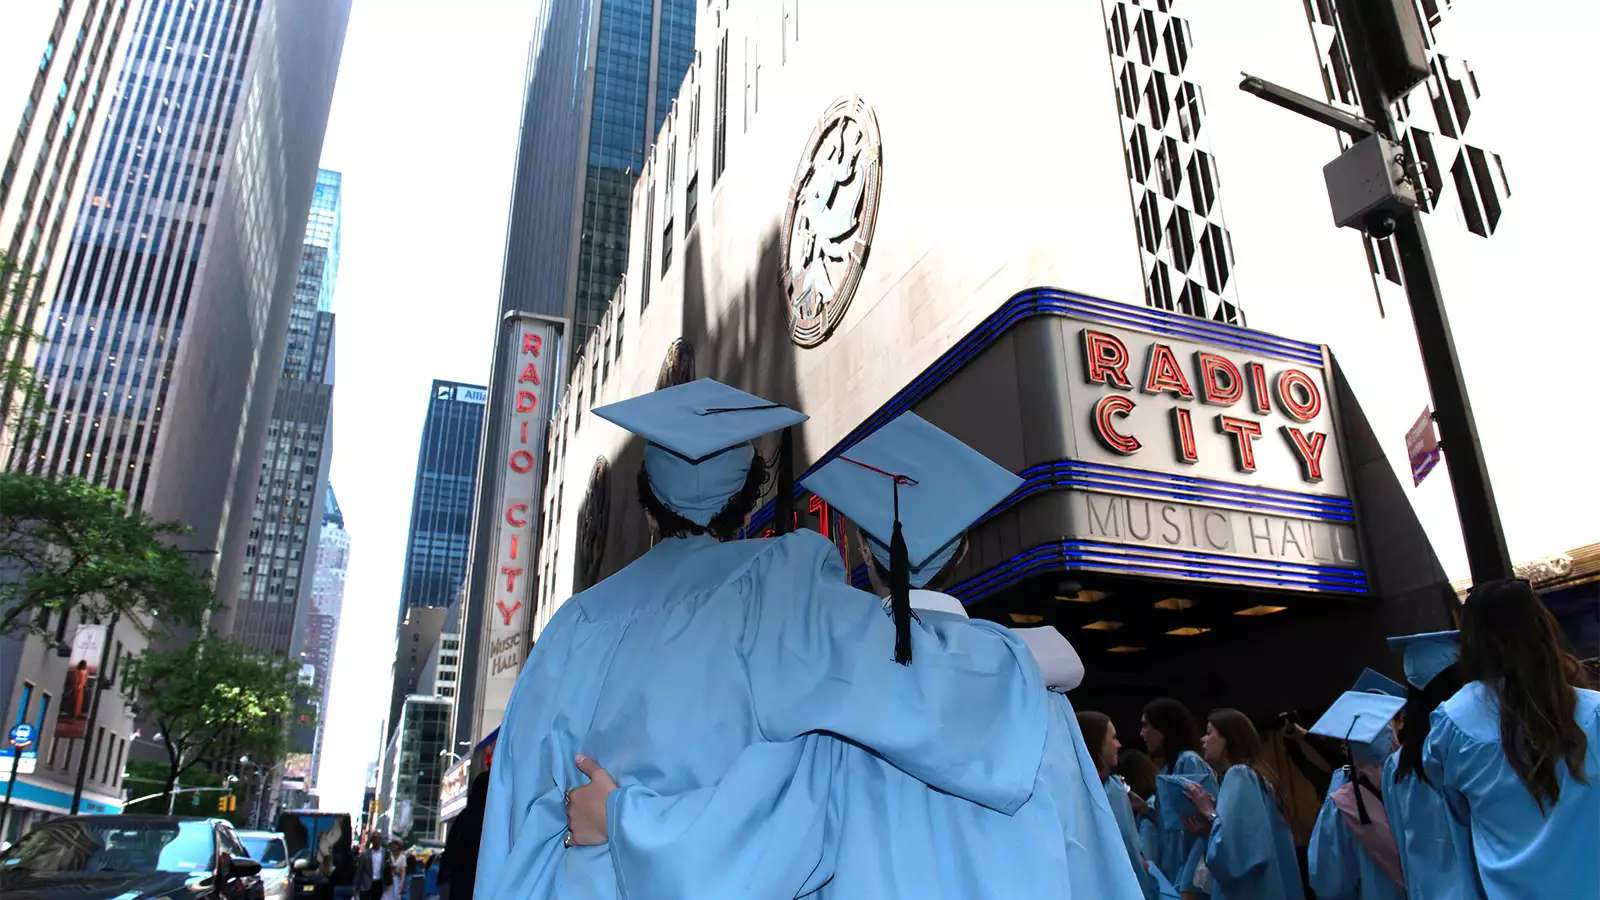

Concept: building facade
[[397, 381, 487, 623], [0, 0, 137, 457], [303, 485, 350, 789], [453, 0, 1580, 760], [231, 167, 341, 656], [13, 0, 351, 610], [497, 0, 699, 355]]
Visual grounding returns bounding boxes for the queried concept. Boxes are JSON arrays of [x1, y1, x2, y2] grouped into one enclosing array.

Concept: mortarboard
[[1309, 690, 1405, 823], [1352, 667, 1407, 699], [801, 412, 1023, 664], [594, 378, 807, 526], [1385, 630, 1461, 691]]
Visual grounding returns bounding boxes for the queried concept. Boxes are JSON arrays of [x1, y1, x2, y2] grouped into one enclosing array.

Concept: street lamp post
[[1239, 0, 1512, 593]]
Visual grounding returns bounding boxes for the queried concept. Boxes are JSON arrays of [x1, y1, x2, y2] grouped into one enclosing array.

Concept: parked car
[[238, 830, 292, 900], [276, 810, 354, 900], [0, 815, 264, 899]]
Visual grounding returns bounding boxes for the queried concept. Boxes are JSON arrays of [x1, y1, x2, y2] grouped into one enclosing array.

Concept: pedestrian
[[354, 834, 385, 900], [1140, 697, 1213, 898], [1182, 708, 1304, 899], [476, 386, 1058, 899], [382, 839, 406, 900], [1381, 630, 1472, 900], [424, 850, 442, 900], [1082, 710, 1165, 899], [443, 773, 487, 900], [1422, 578, 1599, 895], [1116, 747, 1162, 868], [1305, 688, 1408, 900]]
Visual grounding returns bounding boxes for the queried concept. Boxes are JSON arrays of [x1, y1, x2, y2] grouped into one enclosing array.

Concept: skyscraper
[[0, 0, 137, 458], [304, 485, 349, 789], [398, 381, 486, 623], [14, 0, 351, 616], [452, 0, 696, 761], [229, 168, 342, 655], [497, 0, 699, 356]]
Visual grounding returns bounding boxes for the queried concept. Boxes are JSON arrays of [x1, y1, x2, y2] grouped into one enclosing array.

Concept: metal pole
[[167, 775, 180, 816], [70, 614, 118, 814], [1333, 0, 1512, 587], [1, 742, 22, 832]]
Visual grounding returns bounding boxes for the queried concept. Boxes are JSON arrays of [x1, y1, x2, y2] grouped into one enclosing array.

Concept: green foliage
[[0, 472, 215, 637], [121, 635, 309, 805]]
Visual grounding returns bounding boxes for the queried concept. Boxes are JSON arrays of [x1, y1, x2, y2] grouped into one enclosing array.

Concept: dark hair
[[1459, 578, 1591, 812], [1394, 662, 1465, 784], [1207, 707, 1288, 820], [1142, 698, 1201, 768], [1077, 711, 1114, 779], [636, 452, 769, 542], [1117, 748, 1159, 799]]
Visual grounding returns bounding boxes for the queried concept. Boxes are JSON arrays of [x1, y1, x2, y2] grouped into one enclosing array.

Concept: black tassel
[[774, 428, 794, 536], [890, 518, 913, 665], [1348, 762, 1372, 825]]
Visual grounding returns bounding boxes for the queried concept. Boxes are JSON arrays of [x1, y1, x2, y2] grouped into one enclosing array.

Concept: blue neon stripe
[[745, 287, 1335, 535], [947, 539, 1368, 603]]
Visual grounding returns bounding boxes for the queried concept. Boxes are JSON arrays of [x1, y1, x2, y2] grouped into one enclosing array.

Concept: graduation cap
[[1309, 690, 1405, 823], [594, 378, 807, 527], [1385, 630, 1461, 691], [801, 412, 1023, 664], [1154, 771, 1219, 831], [1352, 667, 1407, 699]]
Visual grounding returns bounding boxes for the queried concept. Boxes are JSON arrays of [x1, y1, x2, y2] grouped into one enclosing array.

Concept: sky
[[313, 0, 532, 815]]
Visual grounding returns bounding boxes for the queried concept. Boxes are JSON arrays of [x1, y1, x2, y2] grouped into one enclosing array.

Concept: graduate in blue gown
[[1382, 631, 1475, 900], [1181, 709, 1304, 900], [1305, 689, 1408, 900], [1139, 698, 1213, 897], [476, 383, 1051, 900], [564, 411, 1143, 899], [1422, 578, 1600, 898], [1080, 710, 1165, 899]]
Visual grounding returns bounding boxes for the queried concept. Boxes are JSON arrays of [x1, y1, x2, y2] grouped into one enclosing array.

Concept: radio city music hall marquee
[[1054, 311, 1364, 590]]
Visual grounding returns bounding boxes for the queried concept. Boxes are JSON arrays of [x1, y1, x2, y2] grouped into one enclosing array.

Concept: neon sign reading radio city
[[1080, 328, 1329, 483], [488, 329, 546, 679]]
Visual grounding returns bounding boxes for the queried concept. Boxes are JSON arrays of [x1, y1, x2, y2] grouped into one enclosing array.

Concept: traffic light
[[228, 794, 238, 812], [218, 795, 228, 813]]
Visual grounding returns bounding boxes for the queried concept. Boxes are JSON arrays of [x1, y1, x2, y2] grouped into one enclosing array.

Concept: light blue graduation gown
[[1381, 750, 1473, 900], [1106, 774, 1160, 899], [1423, 682, 1600, 898], [606, 654, 1142, 899], [475, 532, 1049, 900], [1307, 768, 1404, 900], [1151, 750, 1213, 894], [1204, 764, 1304, 900]]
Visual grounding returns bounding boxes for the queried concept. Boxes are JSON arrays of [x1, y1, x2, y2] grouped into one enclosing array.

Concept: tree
[[0, 472, 215, 638], [121, 635, 308, 805]]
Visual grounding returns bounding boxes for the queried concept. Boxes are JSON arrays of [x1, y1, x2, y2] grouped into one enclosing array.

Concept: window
[[714, 31, 729, 183], [641, 184, 654, 309], [14, 682, 33, 727], [685, 175, 698, 233]]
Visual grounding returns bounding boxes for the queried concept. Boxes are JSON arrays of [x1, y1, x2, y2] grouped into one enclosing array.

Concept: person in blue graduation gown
[[1305, 689, 1408, 900], [1139, 698, 1213, 897], [1382, 631, 1475, 900], [1181, 709, 1304, 900], [563, 411, 1143, 899], [1081, 710, 1164, 899], [1422, 578, 1600, 898], [475, 383, 1050, 900]]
